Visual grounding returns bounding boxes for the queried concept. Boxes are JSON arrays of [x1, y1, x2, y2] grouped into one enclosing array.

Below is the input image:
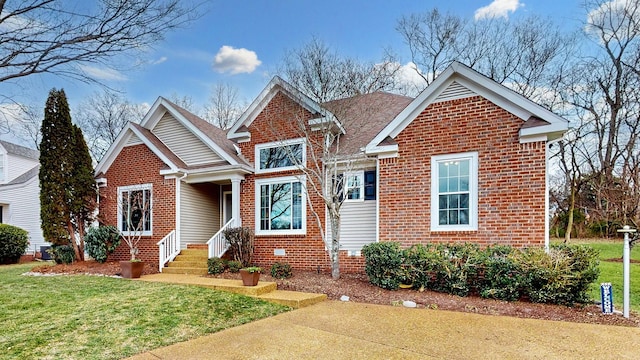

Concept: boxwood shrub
[[0, 224, 29, 264], [207, 257, 226, 274], [362, 241, 600, 306]]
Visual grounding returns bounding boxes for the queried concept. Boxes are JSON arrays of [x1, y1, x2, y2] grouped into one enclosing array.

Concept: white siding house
[[0, 141, 46, 254]]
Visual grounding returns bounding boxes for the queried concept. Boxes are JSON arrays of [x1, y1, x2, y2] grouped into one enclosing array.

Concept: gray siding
[[180, 182, 220, 244], [7, 155, 38, 183], [153, 113, 224, 166], [0, 178, 47, 253], [330, 200, 377, 251], [434, 81, 475, 103], [126, 133, 143, 146]]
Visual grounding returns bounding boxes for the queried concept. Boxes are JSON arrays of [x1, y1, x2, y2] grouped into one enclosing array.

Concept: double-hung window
[[256, 176, 306, 235], [430, 152, 478, 231], [118, 184, 152, 236], [255, 139, 305, 173], [345, 172, 363, 201]]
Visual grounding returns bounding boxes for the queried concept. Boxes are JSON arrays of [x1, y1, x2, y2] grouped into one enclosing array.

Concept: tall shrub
[[85, 226, 121, 263], [223, 227, 254, 267], [0, 224, 29, 264]]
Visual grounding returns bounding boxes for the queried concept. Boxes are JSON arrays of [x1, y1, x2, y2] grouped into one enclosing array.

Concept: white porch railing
[[157, 230, 179, 272], [207, 218, 235, 259]]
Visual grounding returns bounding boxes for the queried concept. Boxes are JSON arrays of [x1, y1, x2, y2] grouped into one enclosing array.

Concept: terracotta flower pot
[[120, 261, 144, 279], [239, 269, 260, 286]]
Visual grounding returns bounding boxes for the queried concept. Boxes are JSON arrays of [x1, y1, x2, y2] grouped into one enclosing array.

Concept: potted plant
[[117, 187, 151, 279], [239, 266, 261, 286]]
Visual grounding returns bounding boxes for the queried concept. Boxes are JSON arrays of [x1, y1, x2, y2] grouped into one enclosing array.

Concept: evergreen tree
[[68, 125, 96, 260], [40, 89, 74, 247], [39, 89, 96, 260]]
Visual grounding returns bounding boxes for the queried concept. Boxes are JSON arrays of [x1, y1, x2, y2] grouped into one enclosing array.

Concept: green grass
[[0, 264, 289, 360], [564, 239, 640, 312]]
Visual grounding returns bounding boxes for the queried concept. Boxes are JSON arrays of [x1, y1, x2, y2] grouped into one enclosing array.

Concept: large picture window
[[256, 176, 305, 235], [431, 152, 478, 231], [118, 184, 152, 236], [255, 139, 305, 173]]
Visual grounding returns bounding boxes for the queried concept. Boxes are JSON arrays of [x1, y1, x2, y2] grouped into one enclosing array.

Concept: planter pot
[[120, 261, 144, 279], [399, 283, 413, 289], [240, 269, 260, 286]]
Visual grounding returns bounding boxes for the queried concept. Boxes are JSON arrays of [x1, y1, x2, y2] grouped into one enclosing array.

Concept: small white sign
[[274, 249, 286, 256]]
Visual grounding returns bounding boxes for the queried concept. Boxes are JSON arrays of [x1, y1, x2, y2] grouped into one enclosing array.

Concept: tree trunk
[[565, 177, 576, 243], [66, 221, 84, 261], [329, 214, 341, 280]]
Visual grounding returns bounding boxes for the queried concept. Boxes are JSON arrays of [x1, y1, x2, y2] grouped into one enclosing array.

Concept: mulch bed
[[26, 261, 639, 327]]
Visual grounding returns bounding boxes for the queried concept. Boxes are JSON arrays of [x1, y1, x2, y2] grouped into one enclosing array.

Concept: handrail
[[156, 230, 178, 272], [206, 218, 235, 259]]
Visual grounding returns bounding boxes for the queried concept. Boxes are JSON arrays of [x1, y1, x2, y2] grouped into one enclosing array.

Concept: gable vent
[[434, 81, 475, 103]]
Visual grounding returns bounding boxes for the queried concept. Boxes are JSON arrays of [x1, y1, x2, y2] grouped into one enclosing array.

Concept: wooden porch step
[[178, 249, 208, 257], [186, 244, 208, 250]]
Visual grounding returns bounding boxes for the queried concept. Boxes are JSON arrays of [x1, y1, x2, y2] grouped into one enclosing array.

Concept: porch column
[[231, 177, 242, 226]]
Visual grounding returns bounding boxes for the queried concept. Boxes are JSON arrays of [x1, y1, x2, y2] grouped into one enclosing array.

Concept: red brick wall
[[99, 144, 176, 264], [237, 92, 365, 273], [379, 96, 546, 248]]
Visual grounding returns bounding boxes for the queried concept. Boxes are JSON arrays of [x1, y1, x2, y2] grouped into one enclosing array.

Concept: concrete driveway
[[127, 301, 640, 359]]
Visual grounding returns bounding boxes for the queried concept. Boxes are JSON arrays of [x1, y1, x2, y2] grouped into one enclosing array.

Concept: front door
[[222, 191, 232, 226]]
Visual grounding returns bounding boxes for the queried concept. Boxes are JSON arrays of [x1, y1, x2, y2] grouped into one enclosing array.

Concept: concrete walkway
[[127, 301, 640, 360], [137, 273, 327, 308]]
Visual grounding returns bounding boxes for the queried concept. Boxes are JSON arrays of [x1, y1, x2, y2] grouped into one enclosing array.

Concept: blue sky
[[3, 0, 588, 140]]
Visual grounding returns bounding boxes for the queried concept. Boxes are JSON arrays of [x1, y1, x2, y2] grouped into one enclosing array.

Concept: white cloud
[[395, 62, 428, 96], [586, 0, 634, 41], [474, 0, 524, 20], [79, 65, 127, 81], [212, 45, 261, 74], [152, 56, 168, 65]]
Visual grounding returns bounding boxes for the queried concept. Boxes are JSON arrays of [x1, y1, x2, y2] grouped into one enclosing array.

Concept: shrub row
[[207, 258, 293, 279], [362, 242, 600, 306]]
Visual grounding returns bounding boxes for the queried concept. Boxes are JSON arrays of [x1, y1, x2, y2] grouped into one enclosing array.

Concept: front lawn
[[0, 263, 289, 360], [581, 240, 640, 313]]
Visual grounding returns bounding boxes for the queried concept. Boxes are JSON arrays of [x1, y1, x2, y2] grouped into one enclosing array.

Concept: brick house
[[95, 62, 568, 273]]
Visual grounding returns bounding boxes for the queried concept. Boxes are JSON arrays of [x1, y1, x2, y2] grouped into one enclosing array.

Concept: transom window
[[431, 152, 478, 231], [118, 184, 152, 236], [255, 139, 305, 173], [256, 176, 306, 235]]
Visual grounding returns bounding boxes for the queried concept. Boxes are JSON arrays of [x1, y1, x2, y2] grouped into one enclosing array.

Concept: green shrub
[[227, 260, 242, 273], [207, 257, 226, 274], [0, 224, 29, 264], [85, 226, 121, 263], [521, 244, 600, 306], [363, 242, 601, 306], [362, 242, 404, 290], [270, 262, 293, 279], [478, 246, 524, 301], [403, 244, 441, 290], [51, 244, 75, 264]]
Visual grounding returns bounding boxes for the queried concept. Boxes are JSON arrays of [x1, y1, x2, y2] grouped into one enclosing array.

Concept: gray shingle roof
[[0, 140, 39, 159]]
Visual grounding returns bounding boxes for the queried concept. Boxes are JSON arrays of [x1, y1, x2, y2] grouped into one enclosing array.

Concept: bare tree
[[0, 0, 201, 87], [76, 90, 146, 161], [397, 9, 573, 107], [282, 38, 403, 103], [203, 83, 245, 129], [267, 40, 407, 279], [556, 0, 640, 234]]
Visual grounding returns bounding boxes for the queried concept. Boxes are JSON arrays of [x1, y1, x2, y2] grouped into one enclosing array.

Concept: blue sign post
[[600, 283, 613, 314]]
